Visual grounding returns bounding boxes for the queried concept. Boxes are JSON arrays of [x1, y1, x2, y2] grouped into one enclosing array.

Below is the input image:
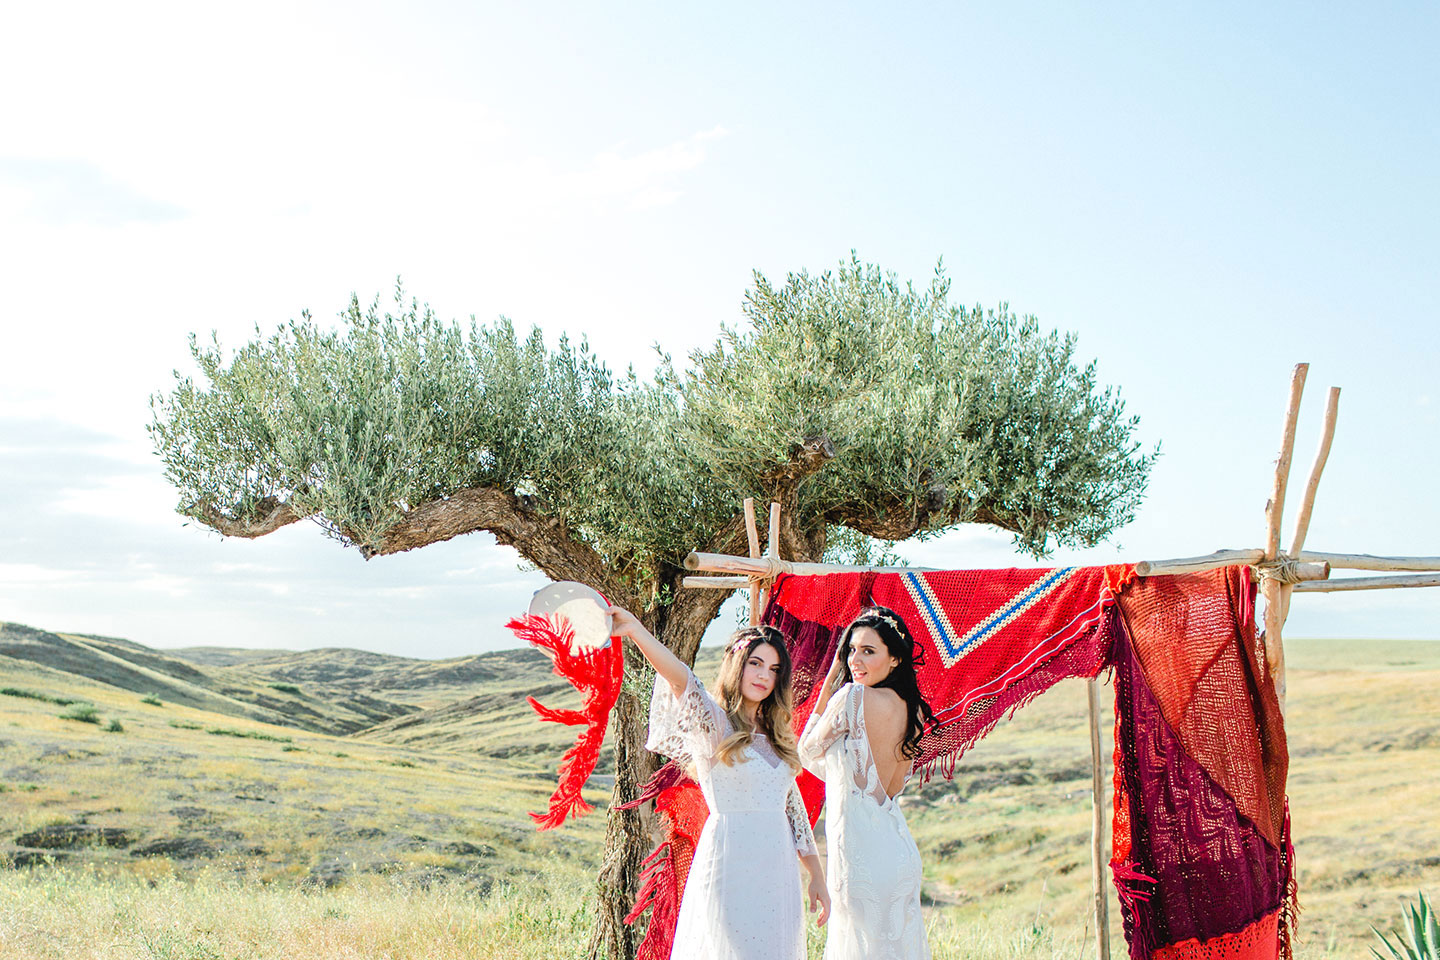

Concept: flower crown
[[866, 610, 904, 635], [728, 627, 774, 654]]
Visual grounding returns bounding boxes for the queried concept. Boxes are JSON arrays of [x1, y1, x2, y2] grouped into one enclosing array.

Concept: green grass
[[0, 869, 591, 960], [58, 703, 100, 724]]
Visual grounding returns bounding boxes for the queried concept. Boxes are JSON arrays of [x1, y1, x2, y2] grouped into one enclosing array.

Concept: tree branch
[[189, 497, 306, 538], [825, 495, 1013, 543], [760, 433, 836, 488], [360, 486, 619, 594]]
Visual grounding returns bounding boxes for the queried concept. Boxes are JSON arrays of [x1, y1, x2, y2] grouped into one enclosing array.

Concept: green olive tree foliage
[[149, 258, 1156, 960]]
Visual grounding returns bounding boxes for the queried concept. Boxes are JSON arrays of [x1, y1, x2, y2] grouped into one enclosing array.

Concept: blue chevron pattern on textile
[[903, 567, 1079, 668]]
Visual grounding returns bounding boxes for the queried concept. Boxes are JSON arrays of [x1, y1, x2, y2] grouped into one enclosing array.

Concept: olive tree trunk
[[587, 689, 653, 960]]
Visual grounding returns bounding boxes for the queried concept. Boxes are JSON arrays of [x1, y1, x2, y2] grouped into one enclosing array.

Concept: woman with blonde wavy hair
[[608, 605, 829, 960]]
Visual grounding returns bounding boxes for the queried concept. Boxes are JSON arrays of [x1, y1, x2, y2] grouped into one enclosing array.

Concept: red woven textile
[[505, 614, 625, 830], [1117, 568, 1286, 848], [621, 774, 709, 960], [1111, 568, 1293, 960], [765, 565, 1130, 778], [1151, 909, 1280, 960]]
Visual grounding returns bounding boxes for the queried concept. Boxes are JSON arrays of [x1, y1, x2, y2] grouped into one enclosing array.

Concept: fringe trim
[[1277, 801, 1299, 960], [506, 613, 624, 831], [624, 841, 682, 960], [910, 606, 1120, 787], [617, 763, 688, 812], [1112, 860, 1160, 960]]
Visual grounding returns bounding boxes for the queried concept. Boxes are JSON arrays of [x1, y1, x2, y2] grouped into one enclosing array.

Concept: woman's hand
[[806, 865, 831, 926], [606, 605, 653, 644], [606, 605, 687, 695], [821, 639, 847, 693]]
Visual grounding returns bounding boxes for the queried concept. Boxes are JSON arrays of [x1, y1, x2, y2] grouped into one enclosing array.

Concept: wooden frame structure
[[677, 364, 1438, 960]]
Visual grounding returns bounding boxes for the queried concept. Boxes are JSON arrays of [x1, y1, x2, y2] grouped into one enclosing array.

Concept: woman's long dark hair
[[837, 606, 937, 760]]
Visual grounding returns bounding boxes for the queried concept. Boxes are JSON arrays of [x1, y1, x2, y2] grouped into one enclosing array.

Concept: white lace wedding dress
[[647, 670, 819, 960], [798, 682, 930, 960]]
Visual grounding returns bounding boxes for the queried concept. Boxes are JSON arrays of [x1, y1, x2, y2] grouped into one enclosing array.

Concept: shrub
[[204, 726, 292, 743], [1372, 891, 1439, 960], [140, 695, 163, 706], [59, 703, 100, 724], [2, 687, 76, 706], [105, 719, 125, 733], [269, 683, 302, 695], [168, 719, 203, 730]]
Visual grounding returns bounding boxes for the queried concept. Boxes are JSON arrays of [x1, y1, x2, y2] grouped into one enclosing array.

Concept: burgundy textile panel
[[1111, 623, 1287, 957]]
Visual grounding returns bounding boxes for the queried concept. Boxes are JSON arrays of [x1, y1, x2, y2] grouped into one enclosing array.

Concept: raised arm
[[797, 682, 854, 777], [797, 642, 853, 777], [608, 605, 689, 697]]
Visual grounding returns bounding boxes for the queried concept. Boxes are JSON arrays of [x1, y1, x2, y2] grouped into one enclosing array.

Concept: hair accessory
[[867, 610, 903, 636]]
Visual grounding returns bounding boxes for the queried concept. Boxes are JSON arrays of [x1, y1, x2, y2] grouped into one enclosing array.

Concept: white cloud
[[51, 473, 178, 523], [0, 563, 77, 585]]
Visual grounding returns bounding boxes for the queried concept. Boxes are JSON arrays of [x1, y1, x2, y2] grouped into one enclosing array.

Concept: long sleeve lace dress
[[647, 670, 819, 960], [797, 682, 930, 960]]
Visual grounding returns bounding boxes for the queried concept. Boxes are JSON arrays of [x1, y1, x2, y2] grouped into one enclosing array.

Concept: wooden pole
[[744, 498, 762, 625], [759, 502, 781, 615], [1295, 551, 1440, 573], [1280, 386, 1341, 626], [1262, 363, 1308, 711], [1265, 364, 1309, 559], [1134, 549, 1266, 577], [1136, 553, 1325, 581], [1293, 573, 1440, 593], [1288, 387, 1341, 559], [1088, 678, 1111, 960], [685, 551, 935, 576], [682, 576, 752, 589]]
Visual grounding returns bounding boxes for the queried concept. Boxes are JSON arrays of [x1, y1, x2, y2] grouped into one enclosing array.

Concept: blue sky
[[0, 2, 1435, 657]]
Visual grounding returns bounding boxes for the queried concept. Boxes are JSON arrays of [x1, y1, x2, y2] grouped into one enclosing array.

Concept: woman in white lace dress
[[798, 606, 938, 960], [609, 607, 830, 960]]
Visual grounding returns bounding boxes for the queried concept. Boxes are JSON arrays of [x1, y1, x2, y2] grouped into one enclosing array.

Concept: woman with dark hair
[[798, 605, 937, 959], [608, 606, 829, 960]]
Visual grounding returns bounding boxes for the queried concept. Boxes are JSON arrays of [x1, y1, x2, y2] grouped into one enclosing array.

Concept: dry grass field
[[0, 622, 1435, 959]]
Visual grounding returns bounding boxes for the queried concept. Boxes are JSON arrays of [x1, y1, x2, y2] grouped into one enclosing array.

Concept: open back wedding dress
[[798, 682, 930, 960]]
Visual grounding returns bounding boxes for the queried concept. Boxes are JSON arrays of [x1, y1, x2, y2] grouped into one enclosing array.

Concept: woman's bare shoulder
[[861, 684, 905, 717]]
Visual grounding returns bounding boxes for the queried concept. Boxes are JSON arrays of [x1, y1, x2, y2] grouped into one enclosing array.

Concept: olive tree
[[150, 256, 1156, 959]]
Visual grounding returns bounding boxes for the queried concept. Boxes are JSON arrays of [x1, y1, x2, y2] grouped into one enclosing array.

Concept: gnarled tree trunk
[[588, 688, 653, 960]]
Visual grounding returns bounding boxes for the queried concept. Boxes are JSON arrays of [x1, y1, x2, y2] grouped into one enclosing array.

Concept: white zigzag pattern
[[903, 568, 1078, 668]]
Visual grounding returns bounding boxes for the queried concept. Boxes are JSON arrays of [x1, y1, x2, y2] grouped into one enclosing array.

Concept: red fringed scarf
[[619, 767, 709, 960], [505, 613, 625, 830]]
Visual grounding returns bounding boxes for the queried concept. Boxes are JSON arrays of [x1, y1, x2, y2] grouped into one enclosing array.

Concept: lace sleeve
[[786, 779, 817, 856], [645, 669, 725, 767], [797, 683, 854, 778]]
